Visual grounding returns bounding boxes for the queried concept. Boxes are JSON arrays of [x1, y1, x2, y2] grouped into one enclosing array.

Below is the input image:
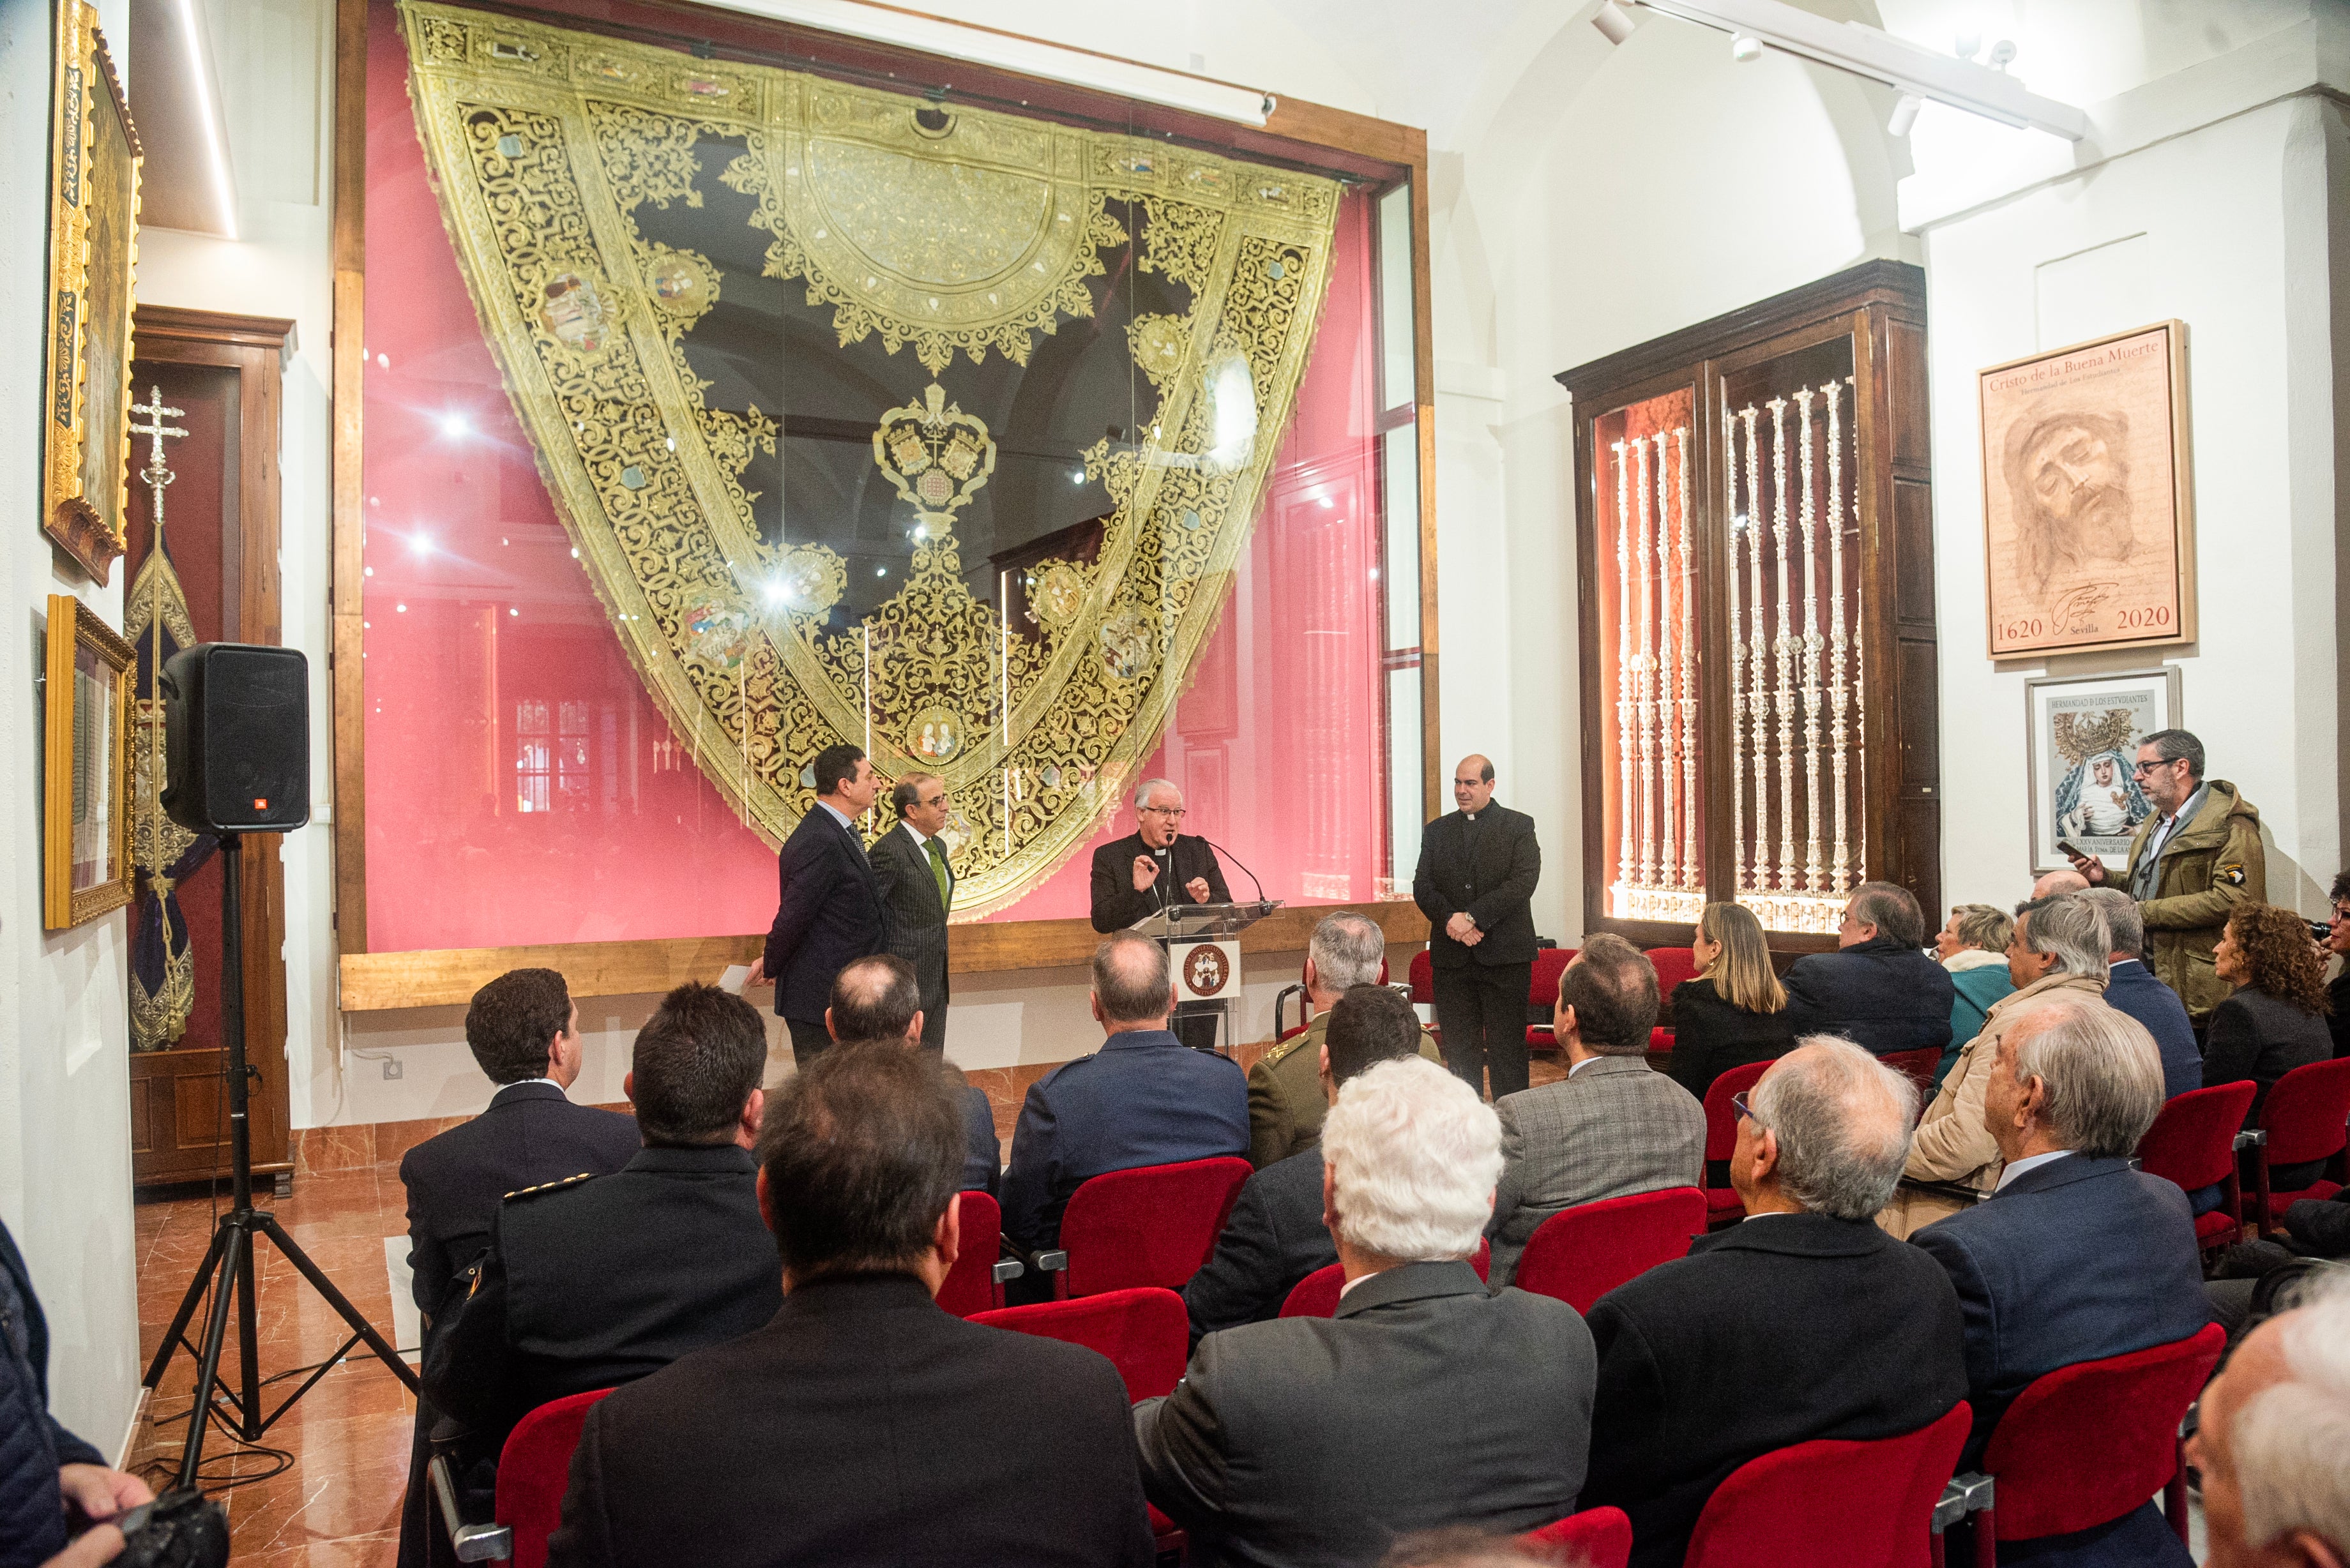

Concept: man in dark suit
[[1487, 936, 1706, 1286], [1185, 985, 1428, 1346], [2080, 888, 2201, 1099], [1782, 881, 1955, 1056], [1137, 1055, 1595, 1566], [545, 1044, 1153, 1568], [825, 954, 999, 1197], [1090, 778, 1232, 1052], [1000, 933, 1249, 1255], [1413, 754, 1542, 1100], [425, 982, 781, 1456], [1911, 1000, 2208, 1565], [751, 743, 891, 1066], [397, 968, 640, 1568], [870, 771, 954, 1051], [1583, 1039, 1967, 1568]]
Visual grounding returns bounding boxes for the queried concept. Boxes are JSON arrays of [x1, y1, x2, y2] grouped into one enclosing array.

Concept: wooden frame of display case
[[1559, 260, 1940, 956]]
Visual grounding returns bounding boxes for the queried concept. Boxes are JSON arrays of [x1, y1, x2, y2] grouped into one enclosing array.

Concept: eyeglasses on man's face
[[2130, 757, 2184, 777], [918, 794, 946, 810], [1731, 1090, 1757, 1126], [1139, 804, 1186, 818]]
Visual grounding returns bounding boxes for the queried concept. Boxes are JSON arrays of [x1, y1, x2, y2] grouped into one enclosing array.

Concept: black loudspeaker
[[161, 644, 310, 834]]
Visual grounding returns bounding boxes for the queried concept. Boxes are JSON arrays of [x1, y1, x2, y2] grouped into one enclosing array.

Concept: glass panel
[[1384, 665, 1422, 901], [1381, 426, 1421, 652], [1376, 183, 1414, 413]]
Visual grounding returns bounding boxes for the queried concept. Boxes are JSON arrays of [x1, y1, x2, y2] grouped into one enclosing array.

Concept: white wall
[[0, 0, 143, 1462]]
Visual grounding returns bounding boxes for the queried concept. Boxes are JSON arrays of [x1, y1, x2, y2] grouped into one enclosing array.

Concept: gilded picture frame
[[42, 2, 142, 584], [45, 595, 137, 930], [2022, 666, 2181, 876], [1980, 322, 2195, 660]]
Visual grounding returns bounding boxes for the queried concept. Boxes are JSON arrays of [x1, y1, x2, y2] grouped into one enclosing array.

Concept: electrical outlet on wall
[[382, 1058, 404, 1081]]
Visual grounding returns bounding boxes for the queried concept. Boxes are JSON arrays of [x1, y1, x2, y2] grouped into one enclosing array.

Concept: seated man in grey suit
[[1582, 1039, 1967, 1568], [825, 954, 999, 1196], [1910, 1000, 2208, 1565], [1135, 1055, 1597, 1568], [1487, 934, 1705, 1286]]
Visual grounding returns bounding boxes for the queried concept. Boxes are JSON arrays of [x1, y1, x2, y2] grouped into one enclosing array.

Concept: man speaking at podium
[[1092, 778, 1231, 1050]]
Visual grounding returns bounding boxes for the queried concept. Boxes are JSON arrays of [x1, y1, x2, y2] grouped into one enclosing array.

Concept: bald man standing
[[1413, 755, 1543, 1100]]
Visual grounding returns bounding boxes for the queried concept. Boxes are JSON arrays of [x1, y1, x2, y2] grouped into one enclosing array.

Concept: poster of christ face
[[2023, 668, 2180, 873], [1980, 323, 2194, 659]]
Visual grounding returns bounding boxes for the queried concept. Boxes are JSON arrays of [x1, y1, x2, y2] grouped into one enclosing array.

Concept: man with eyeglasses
[[2065, 728, 2264, 1028], [1090, 778, 1231, 1050], [871, 771, 957, 1051]]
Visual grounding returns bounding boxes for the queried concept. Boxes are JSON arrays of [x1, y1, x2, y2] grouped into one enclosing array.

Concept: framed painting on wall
[[2023, 667, 2181, 875], [46, 595, 137, 930], [42, 1, 141, 584], [1980, 322, 2194, 660]]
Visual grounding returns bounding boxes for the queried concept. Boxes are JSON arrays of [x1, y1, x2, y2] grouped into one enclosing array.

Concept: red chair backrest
[[1520, 1505, 1632, 1568], [1513, 1188, 1706, 1314], [1645, 946, 1701, 995], [1680, 1401, 1970, 1568], [1059, 1157, 1252, 1297], [2137, 1082, 2259, 1191], [970, 1286, 1188, 1401], [1528, 948, 1577, 1010], [495, 1387, 616, 1568], [2261, 1056, 2350, 1166], [1702, 1060, 1771, 1163], [935, 1189, 1004, 1318], [1879, 1048, 1943, 1095], [1279, 1241, 1489, 1318], [1980, 1324, 2225, 1541], [1409, 949, 1436, 1004]]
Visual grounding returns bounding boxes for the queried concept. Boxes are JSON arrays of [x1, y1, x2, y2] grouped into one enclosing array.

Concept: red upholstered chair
[[1520, 1505, 1632, 1568], [2135, 1082, 2257, 1256], [494, 1387, 616, 1568], [971, 1287, 1188, 1401], [935, 1190, 1015, 1318], [1513, 1187, 1706, 1313], [1700, 1060, 1771, 1229], [1278, 1240, 1491, 1318], [1881, 1048, 1944, 1104], [1051, 1157, 1252, 1299], [1524, 947, 1578, 1052], [1679, 1401, 1971, 1568], [1644, 946, 1701, 996], [1408, 948, 1437, 1006], [1966, 1324, 2225, 1564], [2248, 1057, 2350, 1233]]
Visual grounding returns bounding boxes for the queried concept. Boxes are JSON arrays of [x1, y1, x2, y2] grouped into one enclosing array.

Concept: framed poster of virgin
[[1980, 322, 2194, 660], [2022, 667, 2181, 875]]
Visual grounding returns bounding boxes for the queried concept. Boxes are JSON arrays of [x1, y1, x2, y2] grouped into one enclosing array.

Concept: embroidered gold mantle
[[398, 2, 1340, 915]]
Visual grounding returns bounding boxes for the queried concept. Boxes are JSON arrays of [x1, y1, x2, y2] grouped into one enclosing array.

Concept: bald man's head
[[1452, 755, 1496, 814], [2031, 868, 2089, 900], [827, 954, 921, 1044], [1091, 933, 1174, 1029]]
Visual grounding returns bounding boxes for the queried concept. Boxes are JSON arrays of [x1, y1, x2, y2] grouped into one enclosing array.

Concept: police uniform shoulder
[[502, 1171, 598, 1203]]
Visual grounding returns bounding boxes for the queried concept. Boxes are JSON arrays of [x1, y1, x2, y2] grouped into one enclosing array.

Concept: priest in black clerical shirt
[[1090, 778, 1231, 1049]]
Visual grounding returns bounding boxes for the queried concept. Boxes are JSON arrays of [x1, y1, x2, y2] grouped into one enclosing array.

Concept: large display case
[[1559, 260, 1939, 951]]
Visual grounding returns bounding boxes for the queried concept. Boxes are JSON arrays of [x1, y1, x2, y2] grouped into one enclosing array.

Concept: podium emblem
[[1183, 942, 1230, 997]]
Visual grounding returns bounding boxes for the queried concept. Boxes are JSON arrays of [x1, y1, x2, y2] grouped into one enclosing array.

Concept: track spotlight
[[1729, 32, 1762, 61], [1888, 92, 1922, 136], [1592, 0, 1637, 44]]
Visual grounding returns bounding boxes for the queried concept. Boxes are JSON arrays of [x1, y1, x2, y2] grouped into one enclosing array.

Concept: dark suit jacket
[[1782, 938, 1956, 1056], [872, 822, 953, 1048], [2103, 960, 2202, 1101], [1000, 1029, 1249, 1251], [764, 805, 891, 1025], [1908, 1154, 2209, 1470], [1136, 1260, 1596, 1568], [957, 1076, 1001, 1197], [397, 1082, 641, 1319], [1, 1217, 105, 1568], [1665, 979, 1798, 1103], [423, 1143, 782, 1445], [1089, 832, 1230, 932], [545, 1272, 1154, 1568], [1584, 1212, 1968, 1568], [1413, 804, 1542, 969], [2204, 984, 2332, 1127], [1181, 1144, 1335, 1346]]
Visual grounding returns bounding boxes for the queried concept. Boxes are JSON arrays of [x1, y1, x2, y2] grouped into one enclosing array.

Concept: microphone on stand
[[1206, 840, 1268, 907]]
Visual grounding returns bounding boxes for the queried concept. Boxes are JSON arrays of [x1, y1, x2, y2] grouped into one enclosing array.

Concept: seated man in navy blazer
[[1000, 933, 1248, 1255], [1909, 999, 2209, 1565], [2078, 888, 2201, 1100], [1782, 882, 1955, 1057]]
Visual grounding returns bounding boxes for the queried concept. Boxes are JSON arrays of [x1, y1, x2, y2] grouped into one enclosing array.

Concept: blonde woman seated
[[1932, 903, 2015, 1089], [1886, 893, 2120, 1237], [1665, 903, 1796, 1104]]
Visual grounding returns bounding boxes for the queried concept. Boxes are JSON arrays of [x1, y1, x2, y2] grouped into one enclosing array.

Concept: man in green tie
[[870, 772, 957, 1051]]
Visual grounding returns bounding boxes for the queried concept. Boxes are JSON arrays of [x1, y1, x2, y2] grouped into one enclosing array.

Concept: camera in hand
[[113, 1489, 229, 1568]]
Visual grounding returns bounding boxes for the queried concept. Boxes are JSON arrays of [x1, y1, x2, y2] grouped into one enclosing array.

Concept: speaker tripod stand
[[140, 831, 418, 1491]]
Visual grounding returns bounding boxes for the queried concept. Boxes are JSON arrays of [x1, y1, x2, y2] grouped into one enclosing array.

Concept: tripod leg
[[232, 1216, 263, 1442], [142, 1221, 231, 1388], [257, 1213, 420, 1392], [176, 1221, 250, 1492]]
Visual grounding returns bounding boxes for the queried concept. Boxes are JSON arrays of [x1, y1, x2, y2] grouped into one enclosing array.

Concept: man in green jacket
[[1247, 910, 1441, 1168], [2068, 727, 2264, 1025]]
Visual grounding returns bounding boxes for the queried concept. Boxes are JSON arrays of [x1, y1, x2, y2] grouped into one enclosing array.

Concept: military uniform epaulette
[[502, 1171, 596, 1202], [1259, 1032, 1307, 1069]]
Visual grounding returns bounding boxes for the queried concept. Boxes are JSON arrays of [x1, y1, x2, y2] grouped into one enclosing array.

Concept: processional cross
[[128, 386, 188, 704]]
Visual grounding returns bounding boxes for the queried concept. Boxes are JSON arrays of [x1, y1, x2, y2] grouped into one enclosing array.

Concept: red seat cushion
[[1521, 1506, 1632, 1568], [971, 1287, 1188, 1401], [1515, 1188, 1706, 1313], [496, 1388, 616, 1568], [1058, 1157, 1252, 1297], [1681, 1403, 1970, 1568], [2256, 1176, 2343, 1227]]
